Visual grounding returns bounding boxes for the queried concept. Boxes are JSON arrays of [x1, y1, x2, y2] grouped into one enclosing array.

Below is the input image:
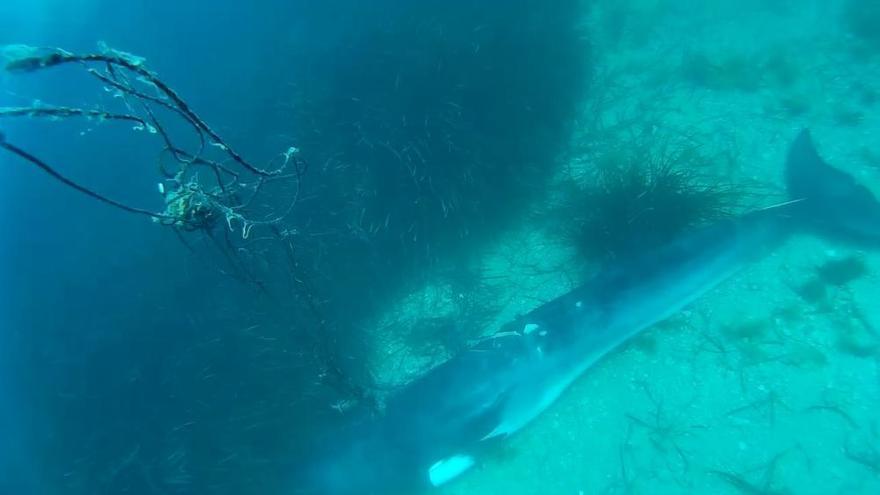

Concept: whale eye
[[428, 454, 475, 486]]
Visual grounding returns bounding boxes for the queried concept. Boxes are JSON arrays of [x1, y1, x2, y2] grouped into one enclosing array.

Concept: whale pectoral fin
[[428, 454, 476, 487]]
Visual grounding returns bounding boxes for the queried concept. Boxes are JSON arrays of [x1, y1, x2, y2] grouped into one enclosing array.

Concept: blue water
[[2, 1, 879, 494]]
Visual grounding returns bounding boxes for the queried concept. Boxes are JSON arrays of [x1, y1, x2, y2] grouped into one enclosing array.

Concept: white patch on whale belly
[[428, 454, 475, 487]]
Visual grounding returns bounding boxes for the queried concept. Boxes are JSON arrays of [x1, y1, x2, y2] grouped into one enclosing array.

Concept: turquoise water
[[1, 1, 879, 494]]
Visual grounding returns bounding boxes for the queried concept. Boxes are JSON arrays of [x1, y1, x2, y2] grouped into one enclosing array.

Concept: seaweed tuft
[[555, 136, 745, 262]]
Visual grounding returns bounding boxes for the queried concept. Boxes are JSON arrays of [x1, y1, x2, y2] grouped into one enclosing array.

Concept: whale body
[[298, 130, 880, 494]]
